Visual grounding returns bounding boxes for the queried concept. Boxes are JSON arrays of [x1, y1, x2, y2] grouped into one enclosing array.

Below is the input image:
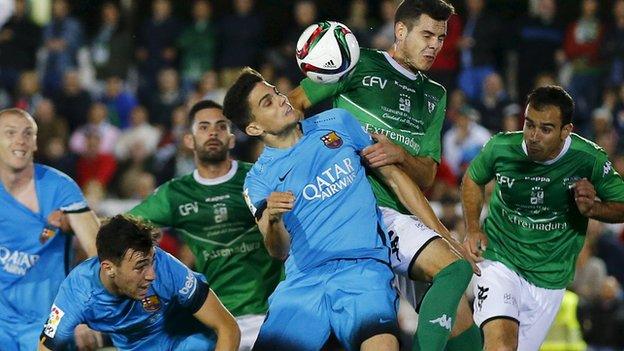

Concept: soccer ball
[[296, 21, 360, 84]]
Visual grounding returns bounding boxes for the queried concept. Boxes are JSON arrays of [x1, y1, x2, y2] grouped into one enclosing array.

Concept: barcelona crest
[[320, 131, 343, 149], [141, 295, 161, 312], [40, 225, 57, 244]]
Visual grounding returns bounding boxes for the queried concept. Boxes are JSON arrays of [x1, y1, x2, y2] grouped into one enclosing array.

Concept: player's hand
[[74, 324, 104, 351], [573, 178, 597, 217], [449, 237, 481, 276], [463, 230, 487, 263], [361, 133, 406, 168], [47, 210, 72, 233], [266, 191, 295, 223]]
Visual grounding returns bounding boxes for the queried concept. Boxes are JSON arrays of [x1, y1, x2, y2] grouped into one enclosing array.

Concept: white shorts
[[236, 314, 265, 351], [472, 260, 565, 351], [380, 206, 440, 309]]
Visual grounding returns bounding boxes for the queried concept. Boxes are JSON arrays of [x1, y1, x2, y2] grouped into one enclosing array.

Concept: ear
[[101, 260, 116, 278], [227, 133, 236, 150], [561, 123, 573, 140], [245, 122, 263, 137], [394, 21, 407, 42], [182, 132, 194, 150]]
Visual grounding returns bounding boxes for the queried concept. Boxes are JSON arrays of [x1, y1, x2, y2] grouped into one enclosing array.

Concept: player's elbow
[[264, 237, 289, 260], [420, 173, 435, 189]]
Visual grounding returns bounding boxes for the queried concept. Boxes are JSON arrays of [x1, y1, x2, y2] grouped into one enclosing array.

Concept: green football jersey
[[301, 48, 447, 213], [468, 132, 624, 289], [129, 161, 283, 316]]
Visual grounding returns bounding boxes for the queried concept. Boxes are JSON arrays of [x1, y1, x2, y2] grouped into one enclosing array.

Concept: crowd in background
[[1, 0, 624, 349]]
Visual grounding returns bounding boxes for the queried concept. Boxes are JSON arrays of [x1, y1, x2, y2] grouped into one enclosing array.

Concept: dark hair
[[96, 215, 158, 265], [223, 67, 264, 133], [395, 0, 455, 30], [188, 99, 224, 129], [526, 85, 575, 126]]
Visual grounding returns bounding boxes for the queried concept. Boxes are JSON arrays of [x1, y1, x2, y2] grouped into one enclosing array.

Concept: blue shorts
[[253, 258, 398, 351]]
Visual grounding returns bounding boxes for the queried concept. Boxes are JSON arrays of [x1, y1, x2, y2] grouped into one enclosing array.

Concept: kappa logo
[[320, 131, 343, 149], [476, 285, 489, 311], [604, 161, 612, 177], [141, 295, 161, 312], [389, 230, 400, 262], [429, 314, 452, 330]]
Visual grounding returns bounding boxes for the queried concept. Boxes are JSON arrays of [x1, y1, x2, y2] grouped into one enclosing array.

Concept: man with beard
[[128, 100, 282, 351]]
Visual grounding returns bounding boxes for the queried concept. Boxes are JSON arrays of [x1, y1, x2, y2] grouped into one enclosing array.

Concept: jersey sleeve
[[590, 151, 624, 202], [467, 134, 498, 185], [243, 172, 273, 221], [418, 93, 447, 161], [54, 173, 89, 213], [300, 77, 346, 106], [40, 280, 85, 350], [158, 249, 209, 314], [334, 108, 373, 151], [128, 184, 174, 227]]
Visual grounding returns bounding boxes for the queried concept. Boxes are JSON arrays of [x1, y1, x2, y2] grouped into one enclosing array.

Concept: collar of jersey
[[382, 51, 422, 82], [193, 160, 238, 185], [521, 136, 571, 165]]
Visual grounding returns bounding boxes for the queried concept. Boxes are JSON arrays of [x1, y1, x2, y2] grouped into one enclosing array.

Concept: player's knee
[[434, 259, 473, 289]]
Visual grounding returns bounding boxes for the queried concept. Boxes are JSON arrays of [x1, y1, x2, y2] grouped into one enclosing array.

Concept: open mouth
[[12, 150, 27, 157]]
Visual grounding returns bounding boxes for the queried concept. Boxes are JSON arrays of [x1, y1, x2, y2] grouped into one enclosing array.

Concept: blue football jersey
[[40, 247, 213, 351], [0, 164, 88, 325], [244, 108, 390, 276]]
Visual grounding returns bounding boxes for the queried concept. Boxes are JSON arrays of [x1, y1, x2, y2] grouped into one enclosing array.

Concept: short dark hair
[[526, 85, 575, 126], [223, 67, 264, 133], [96, 215, 158, 265], [395, 0, 455, 30], [188, 99, 224, 129]]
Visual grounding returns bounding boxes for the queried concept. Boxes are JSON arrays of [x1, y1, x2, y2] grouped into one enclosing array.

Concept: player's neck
[[99, 268, 121, 296], [196, 158, 233, 179], [264, 123, 303, 149], [0, 164, 34, 193], [387, 46, 416, 74]]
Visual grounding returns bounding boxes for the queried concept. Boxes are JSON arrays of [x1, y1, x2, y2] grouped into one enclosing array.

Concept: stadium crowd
[[1, 0, 624, 349]]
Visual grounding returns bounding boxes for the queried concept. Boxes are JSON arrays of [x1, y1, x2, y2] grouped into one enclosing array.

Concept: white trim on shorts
[[236, 314, 265, 351]]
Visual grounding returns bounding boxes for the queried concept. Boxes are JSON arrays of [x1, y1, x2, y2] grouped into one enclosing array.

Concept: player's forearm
[[587, 201, 624, 223], [68, 211, 100, 257], [377, 165, 450, 237], [461, 174, 485, 232], [258, 215, 290, 260], [213, 319, 241, 351], [398, 155, 438, 189]]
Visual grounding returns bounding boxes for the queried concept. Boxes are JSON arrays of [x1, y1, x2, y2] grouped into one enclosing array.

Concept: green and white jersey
[[129, 161, 283, 316], [301, 48, 447, 213], [468, 132, 624, 289]]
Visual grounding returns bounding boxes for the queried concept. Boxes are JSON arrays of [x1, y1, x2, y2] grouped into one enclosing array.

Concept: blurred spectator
[[573, 220, 608, 301], [429, 13, 462, 92], [13, 70, 43, 114], [443, 106, 491, 176], [33, 98, 68, 155], [187, 70, 225, 107], [116, 142, 156, 198], [457, 0, 501, 101], [41, 0, 84, 95], [152, 105, 193, 184], [100, 75, 138, 129], [513, 0, 564, 100], [75, 129, 117, 189], [0, 0, 41, 94], [90, 1, 132, 82], [217, 0, 265, 87], [371, 0, 396, 50], [563, 0, 605, 135], [534, 71, 559, 89], [439, 194, 461, 233], [345, 0, 375, 48], [52, 69, 92, 132], [114, 105, 161, 161], [69, 102, 120, 155], [146, 68, 185, 128], [541, 290, 587, 351], [39, 136, 77, 178], [604, 0, 624, 87], [613, 85, 624, 141], [578, 276, 624, 350], [135, 0, 182, 102], [474, 72, 512, 133], [177, 0, 216, 92], [590, 107, 617, 143]]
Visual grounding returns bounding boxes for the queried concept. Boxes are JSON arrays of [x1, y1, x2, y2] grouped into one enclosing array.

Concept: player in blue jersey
[[222, 68, 471, 351], [0, 108, 101, 351], [38, 214, 240, 351]]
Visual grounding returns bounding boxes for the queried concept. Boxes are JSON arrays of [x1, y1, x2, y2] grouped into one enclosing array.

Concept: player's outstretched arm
[[193, 289, 240, 351], [67, 210, 100, 257], [288, 86, 312, 112], [461, 173, 488, 262], [362, 133, 438, 189], [573, 178, 624, 223], [257, 191, 294, 260], [375, 164, 480, 274]]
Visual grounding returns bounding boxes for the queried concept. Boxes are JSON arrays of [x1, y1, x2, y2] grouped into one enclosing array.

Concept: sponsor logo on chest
[[0, 246, 39, 275]]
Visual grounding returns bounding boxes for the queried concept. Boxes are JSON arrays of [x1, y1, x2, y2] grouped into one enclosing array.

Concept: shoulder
[[237, 161, 254, 174], [35, 164, 77, 185], [421, 74, 447, 98], [63, 258, 100, 301], [569, 133, 606, 155], [303, 108, 356, 130]]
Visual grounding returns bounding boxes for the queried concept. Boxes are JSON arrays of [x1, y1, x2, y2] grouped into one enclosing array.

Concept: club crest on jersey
[[320, 131, 343, 149], [141, 295, 161, 312], [40, 225, 57, 244], [427, 101, 436, 113]]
